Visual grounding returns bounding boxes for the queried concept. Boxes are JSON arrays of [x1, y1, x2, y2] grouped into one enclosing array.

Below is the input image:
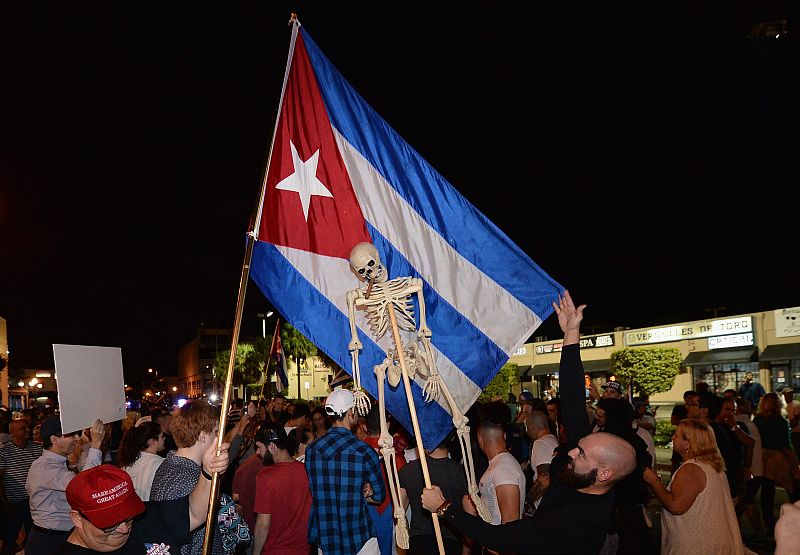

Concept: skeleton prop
[[345, 243, 492, 552]]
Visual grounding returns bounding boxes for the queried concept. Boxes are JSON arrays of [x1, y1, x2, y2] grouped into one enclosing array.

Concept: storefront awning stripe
[[760, 343, 800, 362], [531, 363, 560, 376], [683, 348, 757, 365], [529, 359, 611, 376]]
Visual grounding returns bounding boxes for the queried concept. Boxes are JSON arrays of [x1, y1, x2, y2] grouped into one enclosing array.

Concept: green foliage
[[609, 347, 682, 396], [479, 363, 520, 402], [654, 419, 677, 447], [213, 336, 270, 386], [281, 322, 317, 365]]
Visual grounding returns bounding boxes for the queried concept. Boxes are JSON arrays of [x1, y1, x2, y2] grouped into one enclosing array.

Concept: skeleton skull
[[349, 242, 386, 283]]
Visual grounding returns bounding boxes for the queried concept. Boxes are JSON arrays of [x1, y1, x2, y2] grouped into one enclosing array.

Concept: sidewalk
[[651, 446, 782, 554]]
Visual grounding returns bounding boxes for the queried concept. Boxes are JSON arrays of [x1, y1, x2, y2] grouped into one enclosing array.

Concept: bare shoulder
[[672, 461, 707, 490]]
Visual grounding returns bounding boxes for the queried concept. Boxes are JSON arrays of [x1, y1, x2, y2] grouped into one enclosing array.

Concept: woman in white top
[[643, 418, 755, 555], [117, 420, 165, 501]]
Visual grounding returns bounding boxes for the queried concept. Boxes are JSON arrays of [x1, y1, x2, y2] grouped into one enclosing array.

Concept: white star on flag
[[275, 141, 333, 221]]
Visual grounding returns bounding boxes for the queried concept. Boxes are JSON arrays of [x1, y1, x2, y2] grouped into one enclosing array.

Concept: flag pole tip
[[289, 13, 299, 25]]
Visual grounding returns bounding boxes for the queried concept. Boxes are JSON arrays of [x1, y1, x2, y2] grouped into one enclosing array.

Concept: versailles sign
[[625, 316, 753, 347]]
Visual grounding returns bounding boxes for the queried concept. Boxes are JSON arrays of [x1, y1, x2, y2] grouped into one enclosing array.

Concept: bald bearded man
[[422, 292, 637, 554]]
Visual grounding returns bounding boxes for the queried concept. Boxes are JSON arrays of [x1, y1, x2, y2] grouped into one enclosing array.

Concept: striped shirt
[[0, 440, 43, 502], [305, 426, 386, 555]]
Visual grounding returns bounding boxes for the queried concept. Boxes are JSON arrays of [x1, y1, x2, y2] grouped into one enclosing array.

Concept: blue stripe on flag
[[251, 241, 453, 446], [366, 225, 508, 392], [252, 26, 564, 449], [302, 30, 562, 320]]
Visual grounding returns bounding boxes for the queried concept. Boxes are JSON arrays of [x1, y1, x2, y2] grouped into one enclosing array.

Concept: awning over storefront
[[582, 360, 611, 374], [760, 343, 800, 362], [528, 360, 611, 376], [531, 363, 560, 376], [683, 348, 757, 366], [517, 365, 532, 377]]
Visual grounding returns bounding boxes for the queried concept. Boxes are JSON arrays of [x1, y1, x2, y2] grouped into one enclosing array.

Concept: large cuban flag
[[250, 19, 563, 448]]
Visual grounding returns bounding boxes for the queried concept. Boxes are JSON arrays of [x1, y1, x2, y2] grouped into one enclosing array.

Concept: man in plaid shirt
[[306, 389, 386, 555]]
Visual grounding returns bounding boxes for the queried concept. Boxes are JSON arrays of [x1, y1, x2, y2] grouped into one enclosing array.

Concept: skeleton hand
[[468, 484, 493, 523], [423, 371, 442, 403], [353, 388, 372, 416]]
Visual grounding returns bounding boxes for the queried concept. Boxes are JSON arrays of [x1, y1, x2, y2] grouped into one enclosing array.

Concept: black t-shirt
[[56, 497, 190, 555], [444, 475, 615, 554], [442, 344, 616, 554], [399, 456, 467, 540]]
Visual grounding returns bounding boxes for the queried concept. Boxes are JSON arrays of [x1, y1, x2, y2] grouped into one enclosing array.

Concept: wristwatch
[[435, 499, 452, 517]]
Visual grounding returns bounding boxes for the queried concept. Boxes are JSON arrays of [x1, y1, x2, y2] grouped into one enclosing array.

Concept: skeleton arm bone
[[433, 372, 492, 523], [411, 279, 431, 338], [347, 289, 371, 414]]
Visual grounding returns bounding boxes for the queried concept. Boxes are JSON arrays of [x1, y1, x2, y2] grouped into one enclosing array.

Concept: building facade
[[177, 328, 231, 399], [176, 327, 336, 402], [509, 305, 800, 407]]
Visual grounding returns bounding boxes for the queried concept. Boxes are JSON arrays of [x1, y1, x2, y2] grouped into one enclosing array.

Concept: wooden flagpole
[[386, 304, 446, 555], [201, 235, 256, 555], [202, 16, 302, 555]]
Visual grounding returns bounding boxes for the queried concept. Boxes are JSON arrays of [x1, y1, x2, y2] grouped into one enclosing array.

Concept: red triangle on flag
[[259, 33, 371, 259]]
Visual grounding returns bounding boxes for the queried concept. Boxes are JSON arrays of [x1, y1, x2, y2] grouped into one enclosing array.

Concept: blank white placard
[[53, 344, 127, 433]]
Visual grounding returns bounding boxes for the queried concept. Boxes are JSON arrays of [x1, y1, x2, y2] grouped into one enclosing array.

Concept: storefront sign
[[512, 347, 527, 356], [708, 332, 754, 350], [535, 334, 615, 354], [625, 316, 753, 346], [775, 307, 800, 338], [314, 360, 330, 372]]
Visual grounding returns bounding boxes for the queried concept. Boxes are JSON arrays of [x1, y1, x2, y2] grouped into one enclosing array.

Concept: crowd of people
[[2, 291, 800, 554]]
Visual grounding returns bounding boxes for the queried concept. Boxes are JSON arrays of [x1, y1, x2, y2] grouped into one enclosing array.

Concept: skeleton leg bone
[[374, 362, 410, 549]]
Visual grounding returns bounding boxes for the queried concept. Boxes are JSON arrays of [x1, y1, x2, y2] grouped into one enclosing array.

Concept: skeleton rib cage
[[361, 279, 417, 340]]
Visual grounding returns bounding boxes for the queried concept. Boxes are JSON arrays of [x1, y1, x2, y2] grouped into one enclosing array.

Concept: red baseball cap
[[66, 465, 145, 530]]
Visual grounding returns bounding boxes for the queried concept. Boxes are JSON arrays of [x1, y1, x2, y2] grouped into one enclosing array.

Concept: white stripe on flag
[[273, 245, 483, 413], [334, 128, 543, 354]]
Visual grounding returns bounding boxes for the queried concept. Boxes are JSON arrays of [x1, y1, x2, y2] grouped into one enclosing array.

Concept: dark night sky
[[1, 3, 797, 384]]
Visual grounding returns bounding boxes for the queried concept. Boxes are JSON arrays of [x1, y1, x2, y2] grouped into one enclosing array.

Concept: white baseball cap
[[325, 389, 355, 418]]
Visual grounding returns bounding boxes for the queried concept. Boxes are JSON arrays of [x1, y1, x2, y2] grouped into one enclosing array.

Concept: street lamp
[[147, 368, 160, 398], [257, 311, 275, 339]]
